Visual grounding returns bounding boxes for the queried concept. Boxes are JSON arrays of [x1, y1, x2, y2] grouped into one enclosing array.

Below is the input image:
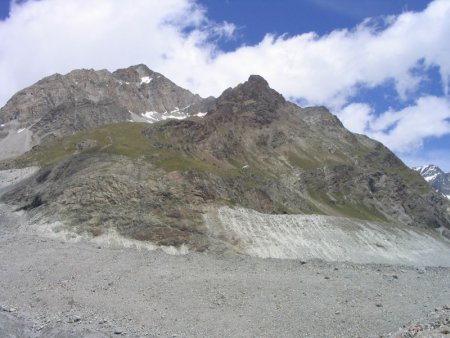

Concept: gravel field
[[1, 203, 450, 338]]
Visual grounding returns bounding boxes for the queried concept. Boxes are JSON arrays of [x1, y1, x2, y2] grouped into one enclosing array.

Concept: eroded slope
[[1, 76, 449, 254]]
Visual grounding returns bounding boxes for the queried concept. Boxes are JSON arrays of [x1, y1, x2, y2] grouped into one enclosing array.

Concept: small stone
[[68, 315, 81, 323], [114, 329, 124, 335], [335, 311, 340, 315], [376, 303, 383, 307], [392, 275, 398, 279], [324, 276, 330, 280], [416, 267, 426, 274]]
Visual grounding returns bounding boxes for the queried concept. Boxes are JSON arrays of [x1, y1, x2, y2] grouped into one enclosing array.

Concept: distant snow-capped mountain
[[413, 164, 450, 199]]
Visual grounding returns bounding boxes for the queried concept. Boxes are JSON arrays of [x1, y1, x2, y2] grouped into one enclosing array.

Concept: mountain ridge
[[0, 67, 449, 252], [0, 64, 213, 160]]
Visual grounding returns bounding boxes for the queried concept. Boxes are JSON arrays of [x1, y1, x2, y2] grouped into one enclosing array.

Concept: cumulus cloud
[[0, 0, 233, 105], [336, 103, 374, 134], [173, 0, 450, 107], [0, 0, 450, 167], [2, 0, 450, 106], [336, 97, 450, 153]]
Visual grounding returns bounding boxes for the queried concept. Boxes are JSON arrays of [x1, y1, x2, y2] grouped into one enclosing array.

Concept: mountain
[[0, 64, 213, 160], [0, 68, 449, 252], [414, 164, 450, 199]]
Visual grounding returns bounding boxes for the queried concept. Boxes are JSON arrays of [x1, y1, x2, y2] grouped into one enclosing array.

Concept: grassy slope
[[8, 121, 434, 223]]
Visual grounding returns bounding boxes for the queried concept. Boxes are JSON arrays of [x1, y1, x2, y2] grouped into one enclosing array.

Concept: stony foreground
[[0, 204, 449, 338]]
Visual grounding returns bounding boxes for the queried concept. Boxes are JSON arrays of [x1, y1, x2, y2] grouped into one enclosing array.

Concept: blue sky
[[0, 0, 449, 170], [199, 0, 429, 49]]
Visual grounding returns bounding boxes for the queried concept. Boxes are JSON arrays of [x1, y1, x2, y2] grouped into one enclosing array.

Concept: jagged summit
[[113, 64, 159, 84], [206, 74, 286, 126], [247, 74, 269, 85], [414, 164, 443, 179], [219, 74, 284, 104], [414, 164, 450, 199]]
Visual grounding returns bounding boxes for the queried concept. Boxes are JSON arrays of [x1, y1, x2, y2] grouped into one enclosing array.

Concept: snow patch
[[140, 76, 152, 84], [142, 111, 160, 122], [161, 115, 186, 120], [17, 128, 26, 133], [425, 173, 438, 182], [140, 107, 207, 123]]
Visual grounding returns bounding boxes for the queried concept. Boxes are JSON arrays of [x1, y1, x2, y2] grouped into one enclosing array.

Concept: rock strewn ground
[[1, 202, 450, 338], [389, 305, 450, 337]]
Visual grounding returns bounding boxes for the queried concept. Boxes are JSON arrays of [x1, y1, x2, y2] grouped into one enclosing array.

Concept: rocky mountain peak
[[207, 74, 286, 126], [414, 164, 444, 177], [0, 64, 211, 160], [247, 74, 269, 86], [413, 164, 450, 199], [219, 75, 283, 104], [112, 64, 158, 84]]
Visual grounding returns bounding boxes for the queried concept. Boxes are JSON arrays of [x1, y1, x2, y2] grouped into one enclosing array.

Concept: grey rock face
[[30, 99, 130, 143], [0, 64, 211, 158], [414, 164, 450, 199]]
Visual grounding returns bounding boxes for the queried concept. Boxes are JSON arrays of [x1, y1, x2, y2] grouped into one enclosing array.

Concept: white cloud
[[336, 103, 374, 134], [1, 0, 450, 107], [336, 96, 450, 153], [0, 0, 449, 165], [0, 0, 233, 106], [367, 96, 450, 152]]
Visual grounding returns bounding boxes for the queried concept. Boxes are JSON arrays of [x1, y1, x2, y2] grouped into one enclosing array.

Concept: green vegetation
[[8, 120, 429, 224], [286, 151, 320, 170], [308, 189, 388, 222], [20, 122, 151, 166], [285, 147, 350, 171], [16, 122, 238, 177]]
